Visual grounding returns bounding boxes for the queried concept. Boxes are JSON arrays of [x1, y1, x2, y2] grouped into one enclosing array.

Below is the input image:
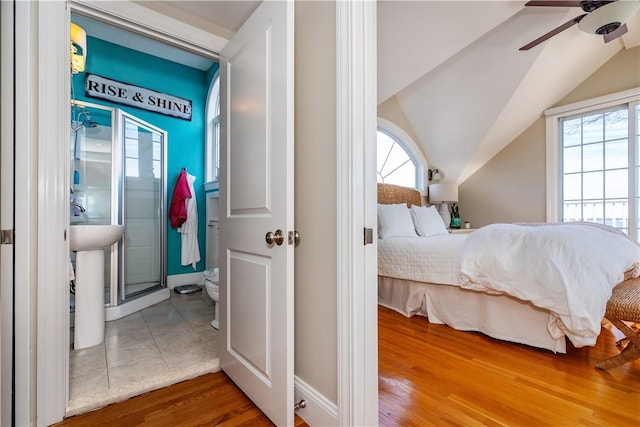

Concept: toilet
[[203, 267, 219, 329]]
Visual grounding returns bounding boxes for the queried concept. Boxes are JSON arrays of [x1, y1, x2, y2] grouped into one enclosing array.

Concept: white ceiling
[[131, 1, 260, 40], [78, 0, 640, 185], [378, 1, 640, 184]]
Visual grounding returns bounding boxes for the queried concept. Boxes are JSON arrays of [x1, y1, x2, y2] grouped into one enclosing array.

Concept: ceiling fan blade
[[519, 14, 586, 50], [524, 1, 582, 7], [603, 23, 628, 43]]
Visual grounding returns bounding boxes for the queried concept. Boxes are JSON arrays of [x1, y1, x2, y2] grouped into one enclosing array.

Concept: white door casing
[[219, 2, 294, 426], [0, 1, 15, 424]]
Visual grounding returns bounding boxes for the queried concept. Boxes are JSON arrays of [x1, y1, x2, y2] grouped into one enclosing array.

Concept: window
[[546, 89, 639, 238], [205, 71, 220, 183], [377, 118, 426, 191]]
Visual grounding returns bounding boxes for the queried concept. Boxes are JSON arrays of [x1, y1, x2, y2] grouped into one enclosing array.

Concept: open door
[[219, 1, 294, 425]]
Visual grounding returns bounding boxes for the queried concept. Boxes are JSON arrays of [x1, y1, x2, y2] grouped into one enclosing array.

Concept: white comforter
[[378, 234, 466, 285], [459, 223, 640, 347]]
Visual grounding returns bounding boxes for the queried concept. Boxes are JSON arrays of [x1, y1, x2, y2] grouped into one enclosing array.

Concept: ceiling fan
[[519, 0, 640, 50]]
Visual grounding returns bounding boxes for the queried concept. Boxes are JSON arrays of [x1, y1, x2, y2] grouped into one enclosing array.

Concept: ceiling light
[[579, 0, 640, 35]]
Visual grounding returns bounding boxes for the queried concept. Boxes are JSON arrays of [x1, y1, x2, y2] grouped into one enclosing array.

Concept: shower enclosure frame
[[114, 109, 168, 306], [71, 100, 168, 310]]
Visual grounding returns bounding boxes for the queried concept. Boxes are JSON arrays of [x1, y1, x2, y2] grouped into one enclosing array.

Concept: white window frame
[[545, 87, 640, 235], [377, 117, 428, 193], [205, 70, 220, 186]]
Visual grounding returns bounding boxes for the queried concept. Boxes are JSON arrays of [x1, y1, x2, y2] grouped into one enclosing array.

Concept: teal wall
[[72, 36, 219, 276]]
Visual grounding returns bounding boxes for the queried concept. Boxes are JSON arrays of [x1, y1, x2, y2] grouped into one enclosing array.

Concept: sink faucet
[[70, 201, 86, 213]]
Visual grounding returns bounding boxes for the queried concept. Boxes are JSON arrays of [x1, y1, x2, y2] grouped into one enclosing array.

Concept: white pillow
[[410, 205, 449, 237], [377, 204, 416, 238]]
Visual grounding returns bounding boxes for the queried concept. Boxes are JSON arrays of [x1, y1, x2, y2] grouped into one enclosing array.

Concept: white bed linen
[[459, 223, 640, 347], [377, 234, 466, 285], [378, 276, 566, 353]]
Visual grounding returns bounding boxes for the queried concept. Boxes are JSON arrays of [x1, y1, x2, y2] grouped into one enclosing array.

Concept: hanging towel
[[169, 169, 191, 228], [178, 172, 201, 270]]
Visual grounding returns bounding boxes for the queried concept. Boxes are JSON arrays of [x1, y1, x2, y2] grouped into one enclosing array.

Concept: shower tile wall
[[68, 290, 219, 416]]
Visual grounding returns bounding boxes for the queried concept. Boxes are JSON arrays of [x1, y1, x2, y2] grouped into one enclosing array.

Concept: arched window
[[377, 118, 426, 192], [205, 71, 220, 183]]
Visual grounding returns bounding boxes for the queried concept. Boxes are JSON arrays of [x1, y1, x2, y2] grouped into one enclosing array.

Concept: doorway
[[66, 12, 219, 416]]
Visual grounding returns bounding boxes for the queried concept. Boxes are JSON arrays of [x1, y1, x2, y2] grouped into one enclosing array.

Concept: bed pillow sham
[[410, 205, 449, 237], [377, 203, 416, 238]]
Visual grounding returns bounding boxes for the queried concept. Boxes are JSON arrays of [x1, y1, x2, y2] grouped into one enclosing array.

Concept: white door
[[219, 1, 294, 426]]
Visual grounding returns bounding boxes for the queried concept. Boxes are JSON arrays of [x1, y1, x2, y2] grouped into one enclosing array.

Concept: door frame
[[0, 2, 15, 425], [12, 0, 378, 424], [336, 1, 378, 425]]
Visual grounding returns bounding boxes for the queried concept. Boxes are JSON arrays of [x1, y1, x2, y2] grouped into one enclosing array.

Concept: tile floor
[[68, 289, 220, 416]]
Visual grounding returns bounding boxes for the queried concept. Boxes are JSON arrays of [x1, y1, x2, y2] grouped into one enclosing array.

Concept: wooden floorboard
[[378, 306, 640, 427], [54, 371, 308, 427], [56, 306, 639, 426]]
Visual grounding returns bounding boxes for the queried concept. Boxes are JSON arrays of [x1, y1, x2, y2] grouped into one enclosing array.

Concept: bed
[[377, 183, 640, 353]]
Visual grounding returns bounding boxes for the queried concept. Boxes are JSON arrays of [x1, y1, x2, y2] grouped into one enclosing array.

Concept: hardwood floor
[[55, 371, 308, 427], [378, 306, 640, 426], [56, 306, 639, 426]]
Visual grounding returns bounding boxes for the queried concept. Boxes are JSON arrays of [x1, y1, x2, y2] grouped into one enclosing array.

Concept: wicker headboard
[[377, 183, 422, 207]]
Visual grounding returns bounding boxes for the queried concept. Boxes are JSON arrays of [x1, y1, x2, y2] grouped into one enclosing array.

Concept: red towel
[[169, 170, 192, 228]]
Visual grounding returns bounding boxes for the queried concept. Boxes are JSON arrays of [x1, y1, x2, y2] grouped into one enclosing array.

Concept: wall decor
[[85, 73, 192, 121]]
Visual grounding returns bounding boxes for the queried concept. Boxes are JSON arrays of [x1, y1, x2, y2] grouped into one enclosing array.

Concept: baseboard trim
[[167, 272, 204, 289], [294, 376, 338, 426], [105, 288, 170, 321]]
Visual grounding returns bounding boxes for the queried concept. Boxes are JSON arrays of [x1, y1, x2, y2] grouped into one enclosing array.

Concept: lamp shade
[[429, 183, 458, 204], [70, 23, 87, 74]]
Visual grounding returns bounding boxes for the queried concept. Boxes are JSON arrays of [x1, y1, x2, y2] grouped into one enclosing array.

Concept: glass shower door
[[119, 112, 167, 300]]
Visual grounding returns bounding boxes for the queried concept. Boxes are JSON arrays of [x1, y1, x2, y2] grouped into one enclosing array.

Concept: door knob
[[265, 229, 285, 246]]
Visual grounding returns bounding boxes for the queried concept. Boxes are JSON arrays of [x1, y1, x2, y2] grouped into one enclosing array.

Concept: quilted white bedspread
[[377, 234, 466, 285], [459, 222, 640, 347]]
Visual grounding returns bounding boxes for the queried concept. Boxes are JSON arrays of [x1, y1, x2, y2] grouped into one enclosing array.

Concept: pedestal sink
[[70, 224, 125, 350]]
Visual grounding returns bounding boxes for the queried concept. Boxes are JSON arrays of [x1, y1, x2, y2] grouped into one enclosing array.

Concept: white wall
[[294, 0, 338, 404], [460, 46, 640, 227]]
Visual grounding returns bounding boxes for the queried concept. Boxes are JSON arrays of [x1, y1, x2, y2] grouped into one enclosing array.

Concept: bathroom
[[67, 14, 221, 414]]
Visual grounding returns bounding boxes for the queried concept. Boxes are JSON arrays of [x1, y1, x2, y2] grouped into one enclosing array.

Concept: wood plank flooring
[[378, 306, 640, 426], [56, 306, 639, 426], [55, 370, 308, 427]]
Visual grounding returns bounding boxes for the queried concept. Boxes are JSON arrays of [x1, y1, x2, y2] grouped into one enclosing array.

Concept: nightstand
[[449, 228, 475, 234]]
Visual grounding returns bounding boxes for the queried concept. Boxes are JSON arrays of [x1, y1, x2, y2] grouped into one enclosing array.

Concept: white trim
[[0, 1, 14, 424], [205, 70, 221, 183], [36, 2, 71, 424], [294, 376, 338, 426], [13, 2, 40, 425], [545, 87, 640, 224], [377, 117, 428, 193], [336, 1, 378, 426], [105, 288, 170, 322], [545, 87, 640, 117], [69, 0, 226, 60], [545, 115, 560, 222]]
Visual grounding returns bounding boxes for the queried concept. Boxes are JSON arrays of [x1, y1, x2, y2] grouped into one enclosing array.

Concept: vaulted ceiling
[[378, 1, 640, 184]]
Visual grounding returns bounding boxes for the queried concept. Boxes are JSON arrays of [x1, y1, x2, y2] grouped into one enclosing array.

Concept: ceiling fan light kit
[[578, 0, 639, 34], [520, 0, 640, 50]]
